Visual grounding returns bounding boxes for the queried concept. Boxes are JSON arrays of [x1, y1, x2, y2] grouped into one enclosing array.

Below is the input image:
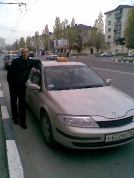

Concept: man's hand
[[31, 67, 38, 73]]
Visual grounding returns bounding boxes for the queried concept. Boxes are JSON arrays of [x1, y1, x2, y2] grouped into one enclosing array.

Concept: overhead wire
[[13, 0, 38, 31], [6, 0, 38, 44], [4, 1, 27, 43]]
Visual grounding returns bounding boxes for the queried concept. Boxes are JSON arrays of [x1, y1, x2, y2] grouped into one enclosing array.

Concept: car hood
[[49, 86, 134, 118]]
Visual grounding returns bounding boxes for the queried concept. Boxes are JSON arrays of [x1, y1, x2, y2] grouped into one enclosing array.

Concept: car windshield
[[50, 53, 57, 55], [4, 55, 12, 60], [44, 65, 107, 91]]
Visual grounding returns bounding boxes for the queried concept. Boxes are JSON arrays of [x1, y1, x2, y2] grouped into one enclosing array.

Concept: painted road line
[[6, 140, 24, 178], [92, 67, 134, 76], [0, 83, 24, 178], [0, 90, 4, 97]]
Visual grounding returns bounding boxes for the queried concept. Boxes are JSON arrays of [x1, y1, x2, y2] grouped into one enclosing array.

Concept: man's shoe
[[13, 120, 19, 125], [20, 123, 27, 129]]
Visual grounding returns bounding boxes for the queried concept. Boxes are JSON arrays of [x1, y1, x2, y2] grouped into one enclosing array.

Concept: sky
[[0, 0, 133, 44]]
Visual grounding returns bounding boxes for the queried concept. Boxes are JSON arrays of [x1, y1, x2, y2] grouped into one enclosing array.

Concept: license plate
[[105, 129, 134, 142]]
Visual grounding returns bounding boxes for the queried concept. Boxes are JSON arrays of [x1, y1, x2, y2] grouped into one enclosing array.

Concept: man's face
[[21, 48, 29, 60]]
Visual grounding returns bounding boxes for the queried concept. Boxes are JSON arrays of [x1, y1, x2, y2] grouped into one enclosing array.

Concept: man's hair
[[21, 48, 29, 53]]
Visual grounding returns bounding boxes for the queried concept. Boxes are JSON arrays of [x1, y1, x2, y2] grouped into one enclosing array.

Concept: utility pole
[[0, 2, 26, 6]]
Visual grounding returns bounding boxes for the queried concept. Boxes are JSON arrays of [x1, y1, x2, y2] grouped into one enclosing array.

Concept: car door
[[27, 70, 43, 115]]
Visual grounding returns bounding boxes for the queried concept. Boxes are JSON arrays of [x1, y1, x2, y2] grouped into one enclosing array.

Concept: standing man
[[7, 48, 41, 129]]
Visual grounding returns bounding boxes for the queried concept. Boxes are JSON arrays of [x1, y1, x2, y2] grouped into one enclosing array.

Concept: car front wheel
[[41, 111, 55, 147]]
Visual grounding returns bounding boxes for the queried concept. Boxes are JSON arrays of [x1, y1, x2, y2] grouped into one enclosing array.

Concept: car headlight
[[57, 115, 99, 128]]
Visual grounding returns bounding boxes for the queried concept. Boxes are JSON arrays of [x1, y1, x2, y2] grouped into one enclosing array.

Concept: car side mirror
[[106, 79, 112, 85]]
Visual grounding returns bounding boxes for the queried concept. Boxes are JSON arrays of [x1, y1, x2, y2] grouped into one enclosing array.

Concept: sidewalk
[[0, 107, 9, 178], [0, 83, 24, 178]]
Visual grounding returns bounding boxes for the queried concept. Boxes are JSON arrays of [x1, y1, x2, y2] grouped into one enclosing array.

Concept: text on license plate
[[105, 129, 134, 142]]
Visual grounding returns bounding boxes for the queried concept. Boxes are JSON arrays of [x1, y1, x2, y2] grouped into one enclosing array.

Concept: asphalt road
[[0, 54, 134, 178], [68, 56, 134, 98]]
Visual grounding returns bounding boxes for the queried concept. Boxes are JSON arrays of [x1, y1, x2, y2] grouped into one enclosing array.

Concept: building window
[[108, 28, 111, 32], [107, 42, 110, 47], [108, 35, 111, 39], [108, 13, 112, 18], [108, 21, 111, 25]]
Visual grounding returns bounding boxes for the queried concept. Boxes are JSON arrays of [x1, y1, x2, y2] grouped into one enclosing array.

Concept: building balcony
[[114, 22, 121, 26], [115, 13, 122, 18]]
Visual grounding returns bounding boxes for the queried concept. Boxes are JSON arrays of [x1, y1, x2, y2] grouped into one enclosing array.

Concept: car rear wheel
[[41, 111, 55, 147]]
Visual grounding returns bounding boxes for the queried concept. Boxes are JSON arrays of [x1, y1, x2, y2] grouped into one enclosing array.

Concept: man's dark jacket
[[7, 56, 41, 85]]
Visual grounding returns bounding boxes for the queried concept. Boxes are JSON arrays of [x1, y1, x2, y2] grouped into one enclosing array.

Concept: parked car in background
[[26, 60, 134, 149], [46, 53, 58, 60], [29, 51, 34, 58], [3, 54, 13, 70], [12, 53, 20, 60], [100, 52, 114, 57]]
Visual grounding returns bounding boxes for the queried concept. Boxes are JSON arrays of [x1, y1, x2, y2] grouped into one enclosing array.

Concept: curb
[[106, 58, 134, 64], [0, 83, 24, 178]]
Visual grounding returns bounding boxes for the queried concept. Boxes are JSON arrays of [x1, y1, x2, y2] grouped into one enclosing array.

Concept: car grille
[[97, 116, 133, 128]]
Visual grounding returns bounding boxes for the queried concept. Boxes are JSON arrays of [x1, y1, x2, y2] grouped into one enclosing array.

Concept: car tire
[[41, 111, 55, 147]]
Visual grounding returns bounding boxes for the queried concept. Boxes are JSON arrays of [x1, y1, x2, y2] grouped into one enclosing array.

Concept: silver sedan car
[[26, 61, 134, 149], [46, 53, 58, 60], [100, 52, 114, 57]]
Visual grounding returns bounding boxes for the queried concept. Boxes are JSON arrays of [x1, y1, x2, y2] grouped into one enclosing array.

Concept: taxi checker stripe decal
[[0, 83, 24, 178], [92, 67, 134, 76]]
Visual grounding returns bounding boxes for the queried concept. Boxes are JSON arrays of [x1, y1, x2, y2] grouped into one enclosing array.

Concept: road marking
[[92, 67, 134, 76], [0, 90, 4, 97], [1, 105, 10, 119], [0, 82, 24, 178], [6, 140, 24, 178]]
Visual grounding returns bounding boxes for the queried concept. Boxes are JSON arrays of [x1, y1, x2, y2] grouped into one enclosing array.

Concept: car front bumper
[[53, 121, 134, 149]]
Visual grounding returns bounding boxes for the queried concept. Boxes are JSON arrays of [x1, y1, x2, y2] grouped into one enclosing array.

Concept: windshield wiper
[[79, 85, 103, 88], [48, 85, 103, 91]]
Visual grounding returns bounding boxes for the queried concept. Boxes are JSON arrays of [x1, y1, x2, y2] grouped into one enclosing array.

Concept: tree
[[61, 18, 69, 38], [26, 36, 33, 51], [67, 17, 77, 51], [92, 12, 105, 54], [124, 6, 134, 49], [12, 40, 19, 50], [34, 31, 41, 54], [74, 25, 89, 53], [42, 25, 50, 53], [19, 37, 25, 48], [53, 17, 62, 39]]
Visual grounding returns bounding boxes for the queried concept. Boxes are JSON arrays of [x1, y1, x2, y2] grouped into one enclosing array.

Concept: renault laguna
[[26, 61, 134, 149]]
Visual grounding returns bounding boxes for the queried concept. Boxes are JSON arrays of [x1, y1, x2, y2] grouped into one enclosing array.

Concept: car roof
[[5, 54, 12, 56], [42, 61, 86, 67]]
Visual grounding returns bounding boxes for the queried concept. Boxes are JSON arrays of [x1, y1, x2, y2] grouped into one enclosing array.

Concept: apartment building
[[104, 5, 132, 54]]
